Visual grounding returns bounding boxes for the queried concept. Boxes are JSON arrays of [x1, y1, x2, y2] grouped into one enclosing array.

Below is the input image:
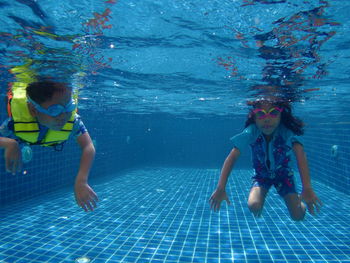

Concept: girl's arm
[[74, 132, 98, 212], [209, 147, 240, 212], [293, 142, 322, 215], [217, 147, 241, 190]]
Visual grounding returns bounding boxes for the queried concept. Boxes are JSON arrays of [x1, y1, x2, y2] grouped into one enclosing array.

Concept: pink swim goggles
[[253, 107, 283, 119]]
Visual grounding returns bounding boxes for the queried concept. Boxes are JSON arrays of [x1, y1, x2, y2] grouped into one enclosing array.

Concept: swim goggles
[[27, 97, 77, 117], [253, 107, 283, 119]]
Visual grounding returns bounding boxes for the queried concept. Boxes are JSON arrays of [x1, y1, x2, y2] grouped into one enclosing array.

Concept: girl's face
[[29, 90, 73, 131], [254, 103, 282, 136]]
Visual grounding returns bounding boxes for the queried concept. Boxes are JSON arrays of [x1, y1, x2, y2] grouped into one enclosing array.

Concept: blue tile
[[0, 168, 349, 263]]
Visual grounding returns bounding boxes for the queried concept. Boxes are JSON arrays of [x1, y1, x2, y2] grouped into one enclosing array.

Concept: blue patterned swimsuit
[[250, 133, 296, 196], [231, 124, 302, 197]]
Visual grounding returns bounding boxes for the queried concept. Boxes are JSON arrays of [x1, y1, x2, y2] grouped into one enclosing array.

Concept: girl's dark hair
[[26, 80, 69, 104], [244, 98, 304, 135]]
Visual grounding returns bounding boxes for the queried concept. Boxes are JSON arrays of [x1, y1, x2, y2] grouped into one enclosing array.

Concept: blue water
[[0, 0, 349, 116], [0, 0, 350, 262]]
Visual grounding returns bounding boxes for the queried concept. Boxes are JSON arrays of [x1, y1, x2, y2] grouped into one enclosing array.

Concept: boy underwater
[[0, 77, 98, 212]]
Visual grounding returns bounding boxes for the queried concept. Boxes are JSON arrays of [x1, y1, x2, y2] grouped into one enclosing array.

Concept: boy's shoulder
[[73, 113, 82, 121], [70, 113, 87, 138]]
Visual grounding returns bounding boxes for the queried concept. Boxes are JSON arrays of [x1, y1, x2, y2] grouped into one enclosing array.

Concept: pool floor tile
[[0, 167, 349, 262]]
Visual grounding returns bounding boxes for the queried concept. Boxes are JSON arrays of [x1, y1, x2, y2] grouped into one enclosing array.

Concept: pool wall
[[1, 108, 349, 206], [302, 119, 350, 195]]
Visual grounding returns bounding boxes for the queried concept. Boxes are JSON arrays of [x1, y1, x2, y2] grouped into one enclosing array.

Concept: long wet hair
[[244, 98, 304, 135]]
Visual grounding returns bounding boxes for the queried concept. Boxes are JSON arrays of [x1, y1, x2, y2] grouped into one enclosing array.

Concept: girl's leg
[[247, 186, 269, 217], [283, 193, 306, 221]]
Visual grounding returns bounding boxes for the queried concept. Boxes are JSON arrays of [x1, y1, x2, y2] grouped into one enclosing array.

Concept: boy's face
[[29, 90, 74, 131], [254, 102, 281, 136]]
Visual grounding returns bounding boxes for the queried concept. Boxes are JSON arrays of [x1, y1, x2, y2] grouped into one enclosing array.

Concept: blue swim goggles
[[27, 97, 77, 117]]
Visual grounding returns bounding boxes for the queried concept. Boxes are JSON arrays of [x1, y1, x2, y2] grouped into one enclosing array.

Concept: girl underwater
[[209, 97, 322, 220]]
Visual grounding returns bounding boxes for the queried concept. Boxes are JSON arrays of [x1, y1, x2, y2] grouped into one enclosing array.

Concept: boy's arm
[[0, 136, 22, 175], [76, 132, 95, 182], [75, 132, 98, 212], [293, 142, 322, 215]]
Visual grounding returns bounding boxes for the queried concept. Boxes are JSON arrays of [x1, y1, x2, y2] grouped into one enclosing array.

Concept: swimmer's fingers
[[79, 199, 93, 212], [6, 157, 21, 175], [5, 158, 12, 174], [14, 158, 22, 174], [4, 139, 21, 174], [75, 193, 89, 212], [11, 160, 18, 175], [81, 191, 98, 212], [82, 204, 89, 212], [211, 198, 227, 212], [90, 190, 99, 202], [212, 199, 221, 212], [88, 190, 98, 210], [216, 200, 222, 212], [213, 198, 231, 212], [306, 202, 315, 215], [74, 183, 98, 212], [209, 195, 215, 210], [314, 196, 322, 213], [77, 197, 93, 212], [301, 188, 322, 215], [209, 190, 231, 212], [209, 194, 220, 212], [84, 200, 94, 212], [87, 193, 98, 211], [306, 199, 321, 216]]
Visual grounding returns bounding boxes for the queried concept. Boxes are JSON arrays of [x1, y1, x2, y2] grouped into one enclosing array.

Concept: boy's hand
[[301, 188, 322, 215], [74, 182, 98, 212], [209, 188, 231, 212], [4, 139, 22, 174]]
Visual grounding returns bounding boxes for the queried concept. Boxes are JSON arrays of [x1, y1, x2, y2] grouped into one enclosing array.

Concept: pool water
[[0, 0, 350, 262], [1, 168, 349, 263]]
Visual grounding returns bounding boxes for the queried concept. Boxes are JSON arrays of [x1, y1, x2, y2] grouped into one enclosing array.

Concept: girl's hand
[[209, 188, 231, 212], [4, 139, 22, 175], [74, 181, 98, 212], [301, 188, 322, 215]]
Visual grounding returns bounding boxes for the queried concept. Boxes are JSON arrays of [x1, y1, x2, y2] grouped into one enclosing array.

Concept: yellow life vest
[[9, 83, 76, 147]]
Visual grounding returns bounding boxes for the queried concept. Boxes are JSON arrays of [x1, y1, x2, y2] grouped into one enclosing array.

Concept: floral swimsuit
[[250, 134, 296, 196]]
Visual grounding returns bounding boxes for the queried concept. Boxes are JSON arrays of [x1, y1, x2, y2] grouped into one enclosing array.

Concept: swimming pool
[[0, 0, 350, 262]]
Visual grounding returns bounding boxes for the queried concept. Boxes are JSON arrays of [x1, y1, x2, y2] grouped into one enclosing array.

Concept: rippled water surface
[[0, 0, 349, 117]]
